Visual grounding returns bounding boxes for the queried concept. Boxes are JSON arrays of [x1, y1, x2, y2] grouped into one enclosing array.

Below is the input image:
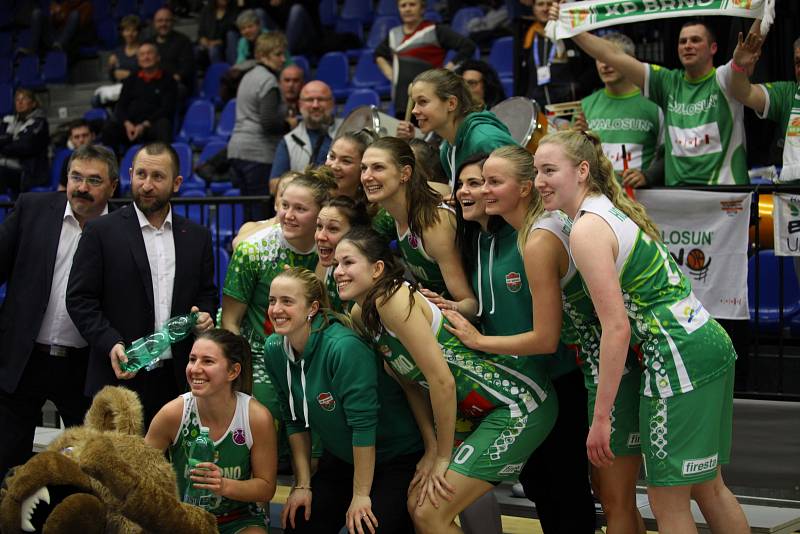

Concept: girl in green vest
[[334, 227, 556, 534], [361, 137, 478, 319], [145, 329, 277, 534], [264, 267, 423, 534], [533, 130, 747, 533], [314, 196, 371, 313]]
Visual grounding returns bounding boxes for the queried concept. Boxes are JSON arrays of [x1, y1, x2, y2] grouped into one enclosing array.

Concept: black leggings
[[285, 450, 421, 534]]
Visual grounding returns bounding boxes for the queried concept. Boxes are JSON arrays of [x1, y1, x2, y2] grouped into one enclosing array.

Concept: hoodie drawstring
[[286, 359, 310, 428], [475, 233, 497, 316], [487, 235, 496, 314]]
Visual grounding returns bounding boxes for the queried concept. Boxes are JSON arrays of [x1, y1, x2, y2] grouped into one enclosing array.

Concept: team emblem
[[505, 272, 522, 293], [317, 392, 336, 411], [408, 234, 420, 249]]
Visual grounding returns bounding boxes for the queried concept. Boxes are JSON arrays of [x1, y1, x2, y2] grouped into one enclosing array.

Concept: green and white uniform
[[534, 211, 642, 455], [644, 61, 747, 186], [573, 195, 736, 484], [375, 290, 557, 482], [396, 205, 454, 296], [581, 88, 663, 180], [170, 392, 266, 533], [371, 207, 397, 243], [323, 265, 348, 313], [223, 224, 318, 458], [756, 80, 800, 180]]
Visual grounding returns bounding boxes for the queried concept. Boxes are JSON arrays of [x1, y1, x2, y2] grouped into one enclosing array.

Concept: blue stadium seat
[[14, 55, 44, 90], [175, 189, 208, 225], [343, 88, 380, 115], [451, 7, 484, 36], [315, 52, 350, 100], [747, 250, 800, 332], [50, 148, 72, 189], [15, 29, 32, 50], [42, 50, 68, 83], [118, 144, 142, 194], [291, 55, 310, 82], [96, 18, 119, 50], [0, 32, 12, 58], [501, 77, 514, 98], [0, 82, 11, 116], [177, 99, 215, 148], [199, 62, 230, 105], [444, 47, 480, 65], [171, 142, 194, 180], [335, 18, 364, 43], [214, 188, 246, 243], [0, 58, 11, 82], [424, 10, 442, 23], [0, 194, 10, 224], [351, 50, 391, 97], [341, 0, 373, 25], [214, 246, 230, 300], [142, 0, 165, 20], [112, 0, 137, 20], [376, 0, 399, 17], [90, 0, 111, 21], [212, 98, 236, 141], [83, 107, 108, 121], [195, 140, 229, 190], [366, 16, 400, 50], [319, 0, 338, 27], [488, 37, 513, 79]]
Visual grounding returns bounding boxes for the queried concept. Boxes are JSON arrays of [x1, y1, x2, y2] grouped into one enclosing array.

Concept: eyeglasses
[[68, 173, 106, 187], [299, 97, 333, 104]]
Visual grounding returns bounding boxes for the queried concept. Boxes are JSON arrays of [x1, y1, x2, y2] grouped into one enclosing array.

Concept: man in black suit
[[0, 145, 118, 478], [67, 142, 216, 425]]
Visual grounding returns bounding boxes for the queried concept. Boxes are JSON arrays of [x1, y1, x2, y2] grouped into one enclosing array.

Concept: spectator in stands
[[58, 119, 96, 190], [573, 33, 664, 188], [270, 81, 341, 187], [147, 7, 196, 101], [0, 144, 118, 480], [279, 64, 304, 123], [375, 0, 477, 118], [23, 0, 93, 60], [101, 43, 178, 153], [108, 15, 142, 82], [521, 0, 594, 106], [0, 88, 49, 196], [456, 59, 507, 109], [196, 0, 239, 70], [67, 142, 217, 425], [233, 9, 267, 66], [228, 32, 290, 221]]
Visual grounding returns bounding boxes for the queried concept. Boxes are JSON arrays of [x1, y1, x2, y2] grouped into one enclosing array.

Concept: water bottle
[[121, 312, 199, 373], [184, 426, 216, 509]]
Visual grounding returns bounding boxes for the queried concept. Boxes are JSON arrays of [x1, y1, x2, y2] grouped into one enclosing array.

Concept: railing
[[3, 186, 800, 400]]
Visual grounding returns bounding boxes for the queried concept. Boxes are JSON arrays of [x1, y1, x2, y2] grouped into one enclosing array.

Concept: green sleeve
[[328, 335, 379, 448], [762, 81, 796, 132], [645, 64, 670, 109], [371, 208, 397, 243], [263, 336, 308, 436], [223, 241, 259, 303]]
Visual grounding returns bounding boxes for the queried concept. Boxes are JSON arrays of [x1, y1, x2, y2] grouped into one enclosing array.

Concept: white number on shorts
[[452, 444, 475, 465]]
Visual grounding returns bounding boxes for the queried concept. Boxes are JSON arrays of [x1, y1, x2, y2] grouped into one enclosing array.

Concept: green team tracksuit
[[572, 196, 736, 485], [376, 290, 557, 482], [581, 88, 663, 181], [263, 315, 423, 464], [535, 211, 642, 456], [170, 392, 267, 533], [644, 61, 748, 186]]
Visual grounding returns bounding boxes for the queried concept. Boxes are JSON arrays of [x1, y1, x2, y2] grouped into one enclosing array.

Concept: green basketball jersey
[[758, 80, 798, 135], [170, 392, 261, 519], [396, 206, 454, 296], [645, 62, 747, 186], [581, 88, 663, 179], [573, 195, 735, 398], [376, 290, 552, 419], [323, 265, 347, 313]]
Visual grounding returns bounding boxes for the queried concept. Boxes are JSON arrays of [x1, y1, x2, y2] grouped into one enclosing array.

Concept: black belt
[[33, 343, 87, 358]]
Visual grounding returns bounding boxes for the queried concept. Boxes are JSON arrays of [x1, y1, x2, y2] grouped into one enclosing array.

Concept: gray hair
[[602, 32, 636, 57], [68, 144, 120, 183], [236, 9, 260, 30]]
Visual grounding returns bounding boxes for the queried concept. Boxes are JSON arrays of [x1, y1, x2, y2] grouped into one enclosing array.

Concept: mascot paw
[[41, 493, 106, 534]]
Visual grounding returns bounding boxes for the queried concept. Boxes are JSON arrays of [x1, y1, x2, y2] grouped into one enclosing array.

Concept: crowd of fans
[[1, 1, 799, 533]]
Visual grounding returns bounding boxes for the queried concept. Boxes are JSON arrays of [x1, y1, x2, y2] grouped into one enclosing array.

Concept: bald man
[[269, 80, 342, 187]]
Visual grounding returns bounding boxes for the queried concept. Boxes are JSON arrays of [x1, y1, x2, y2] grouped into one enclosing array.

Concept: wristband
[[730, 61, 746, 74], [292, 485, 312, 491]]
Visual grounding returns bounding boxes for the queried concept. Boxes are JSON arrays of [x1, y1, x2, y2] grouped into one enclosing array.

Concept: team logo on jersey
[[498, 462, 525, 476], [627, 432, 640, 448], [505, 272, 522, 293], [407, 234, 420, 249], [317, 392, 336, 411], [378, 345, 392, 358], [232, 428, 246, 445], [458, 391, 493, 418], [682, 454, 718, 477]]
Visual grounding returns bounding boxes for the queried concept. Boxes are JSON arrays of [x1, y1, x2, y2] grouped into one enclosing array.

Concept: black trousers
[[519, 367, 597, 534], [285, 450, 421, 534], [0, 346, 91, 479], [101, 117, 173, 155]]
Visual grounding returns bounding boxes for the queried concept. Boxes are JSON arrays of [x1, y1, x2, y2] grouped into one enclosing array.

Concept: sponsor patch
[[505, 272, 522, 293], [669, 292, 710, 334], [627, 432, 641, 447], [317, 392, 336, 412], [498, 462, 525, 476], [458, 390, 494, 418], [682, 453, 718, 477], [668, 122, 723, 158]]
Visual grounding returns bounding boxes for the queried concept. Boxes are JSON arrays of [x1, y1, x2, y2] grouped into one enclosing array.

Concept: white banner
[[637, 189, 751, 319], [773, 194, 800, 256]]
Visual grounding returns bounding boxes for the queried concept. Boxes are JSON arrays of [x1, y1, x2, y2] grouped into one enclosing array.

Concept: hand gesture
[[572, 112, 589, 133], [442, 309, 482, 350], [346, 494, 377, 534], [423, 457, 455, 509], [586, 415, 614, 468], [192, 306, 214, 333], [408, 449, 436, 505], [110, 343, 136, 380], [190, 461, 225, 495], [621, 168, 647, 189], [281, 487, 312, 530], [395, 121, 416, 140], [418, 287, 458, 312], [733, 30, 763, 74], [547, 1, 562, 21]]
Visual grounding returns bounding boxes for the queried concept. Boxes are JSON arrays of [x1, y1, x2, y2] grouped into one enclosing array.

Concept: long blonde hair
[[488, 145, 544, 254], [537, 130, 660, 240]]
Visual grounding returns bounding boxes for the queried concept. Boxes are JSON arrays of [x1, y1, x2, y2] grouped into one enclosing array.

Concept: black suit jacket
[[66, 204, 217, 397], [0, 192, 73, 394]]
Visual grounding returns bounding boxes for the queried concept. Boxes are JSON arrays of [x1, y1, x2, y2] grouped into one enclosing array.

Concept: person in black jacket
[[147, 7, 196, 101], [196, 0, 239, 70], [101, 43, 177, 154], [0, 88, 49, 196], [0, 144, 118, 479]]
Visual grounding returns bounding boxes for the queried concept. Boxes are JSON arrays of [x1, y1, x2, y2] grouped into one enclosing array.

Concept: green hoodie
[[439, 110, 517, 185], [263, 315, 422, 464]]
